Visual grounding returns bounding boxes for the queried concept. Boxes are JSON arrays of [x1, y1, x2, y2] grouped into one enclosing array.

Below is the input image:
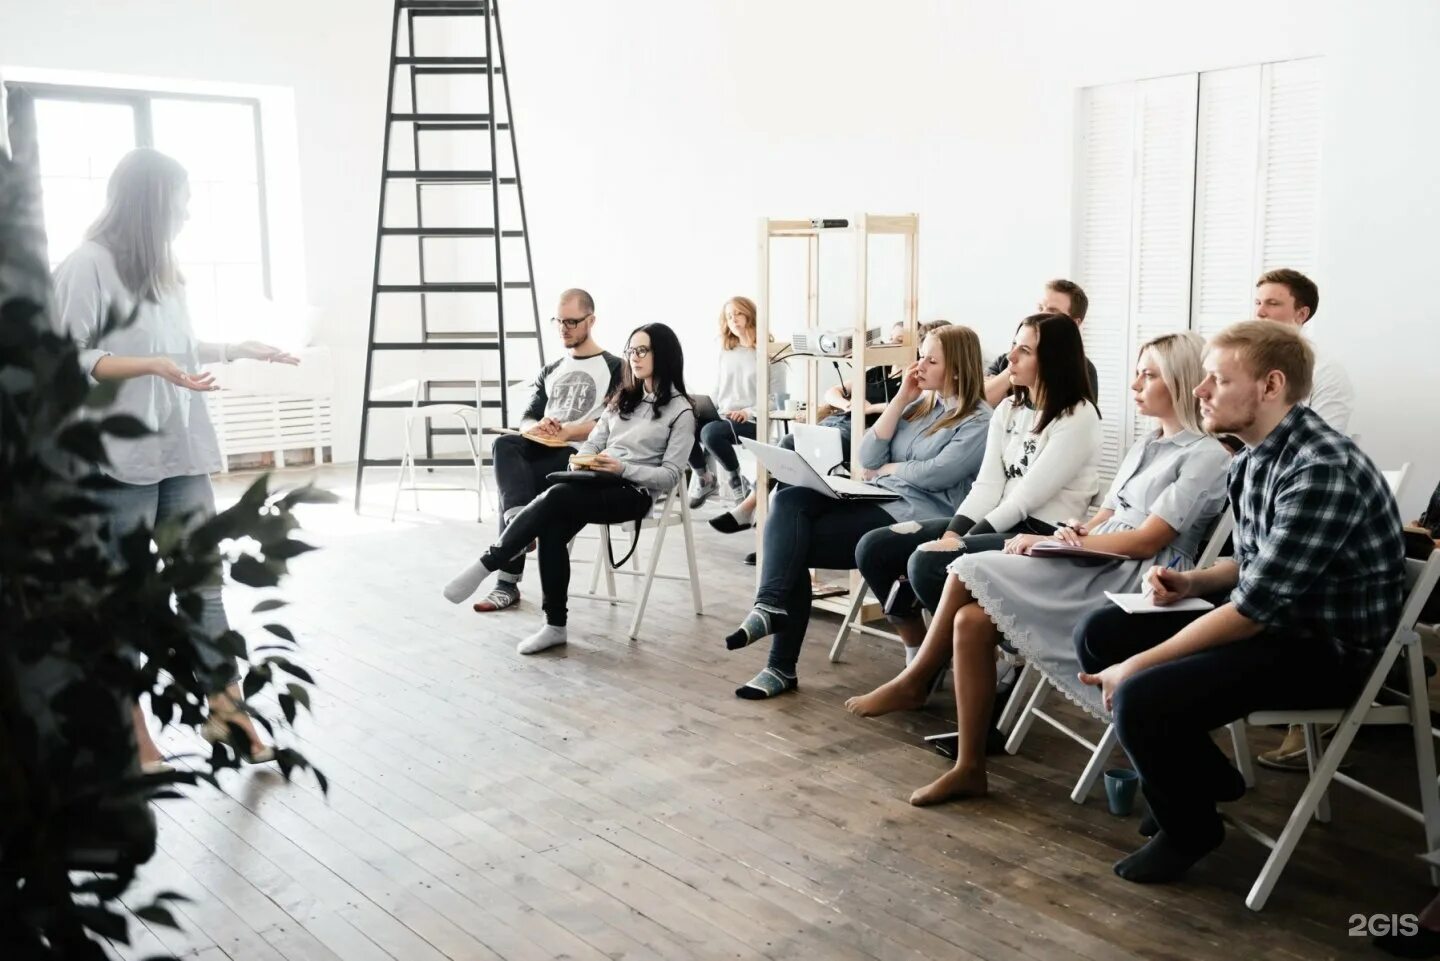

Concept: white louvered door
[[1125, 74, 1198, 449], [1255, 58, 1322, 275], [1074, 84, 1135, 481]]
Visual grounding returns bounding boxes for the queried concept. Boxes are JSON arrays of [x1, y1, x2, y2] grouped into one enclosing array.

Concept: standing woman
[[444, 323, 696, 654], [53, 148, 298, 768], [688, 296, 787, 508]]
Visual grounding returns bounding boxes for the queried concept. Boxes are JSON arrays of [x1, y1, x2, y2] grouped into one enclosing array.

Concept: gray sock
[[904, 646, 920, 666]]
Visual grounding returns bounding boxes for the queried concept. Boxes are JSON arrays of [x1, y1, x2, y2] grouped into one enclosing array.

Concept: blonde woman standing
[[688, 295, 788, 507], [52, 148, 296, 770]]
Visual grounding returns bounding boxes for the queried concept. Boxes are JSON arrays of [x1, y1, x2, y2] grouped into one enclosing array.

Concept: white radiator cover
[[203, 346, 334, 471]]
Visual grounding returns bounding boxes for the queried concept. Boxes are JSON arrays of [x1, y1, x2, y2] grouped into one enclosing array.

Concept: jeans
[[1073, 602, 1368, 853], [479, 480, 652, 627], [754, 486, 894, 673], [855, 516, 1057, 618], [491, 432, 575, 577], [691, 417, 757, 473], [92, 473, 239, 689]]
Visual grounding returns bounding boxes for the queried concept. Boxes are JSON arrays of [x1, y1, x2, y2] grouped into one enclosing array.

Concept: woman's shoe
[[202, 714, 276, 765]]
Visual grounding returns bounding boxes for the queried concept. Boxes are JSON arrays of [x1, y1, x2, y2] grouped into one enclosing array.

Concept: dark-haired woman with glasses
[[444, 323, 696, 654]]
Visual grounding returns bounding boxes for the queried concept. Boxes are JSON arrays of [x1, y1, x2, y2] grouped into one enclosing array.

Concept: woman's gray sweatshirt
[[577, 393, 696, 494], [859, 398, 992, 521]]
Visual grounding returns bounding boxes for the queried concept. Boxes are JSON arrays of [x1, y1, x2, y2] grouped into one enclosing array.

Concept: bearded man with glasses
[[476, 288, 622, 612]]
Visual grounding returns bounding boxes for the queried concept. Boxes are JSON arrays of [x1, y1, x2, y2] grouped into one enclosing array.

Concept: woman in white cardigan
[[854, 312, 1102, 660]]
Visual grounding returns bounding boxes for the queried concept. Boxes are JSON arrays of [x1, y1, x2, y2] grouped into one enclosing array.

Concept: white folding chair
[[381, 378, 487, 523], [830, 580, 904, 661], [1003, 511, 1252, 803], [1384, 462, 1412, 501], [1224, 552, 1440, 910], [569, 476, 703, 640]]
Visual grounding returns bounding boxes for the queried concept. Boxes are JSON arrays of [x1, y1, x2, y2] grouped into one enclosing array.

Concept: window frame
[[4, 80, 273, 298]]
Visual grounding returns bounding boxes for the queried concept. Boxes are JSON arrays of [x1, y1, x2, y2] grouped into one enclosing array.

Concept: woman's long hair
[[718, 296, 758, 350], [608, 322, 691, 419], [1012, 312, 1095, 433], [903, 324, 986, 435], [86, 148, 189, 302], [1139, 331, 1208, 436]]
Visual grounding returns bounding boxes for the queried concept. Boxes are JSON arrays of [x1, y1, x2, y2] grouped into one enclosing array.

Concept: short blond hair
[[1208, 320, 1314, 403]]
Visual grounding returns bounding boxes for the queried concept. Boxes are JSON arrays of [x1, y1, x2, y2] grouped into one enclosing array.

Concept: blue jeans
[[694, 418, 757, 473], [755, 486, 893, 673], [93, 473, 240, 688]]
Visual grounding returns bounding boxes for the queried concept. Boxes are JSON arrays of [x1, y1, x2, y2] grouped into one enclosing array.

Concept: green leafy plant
[[1, 88, 329, 959]]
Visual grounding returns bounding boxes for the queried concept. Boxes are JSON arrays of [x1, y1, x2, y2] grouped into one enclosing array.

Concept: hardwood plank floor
[[120, 464, 1433, 960]]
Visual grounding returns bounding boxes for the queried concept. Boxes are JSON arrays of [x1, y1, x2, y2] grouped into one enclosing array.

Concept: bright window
[[11, 83, 270, 342]]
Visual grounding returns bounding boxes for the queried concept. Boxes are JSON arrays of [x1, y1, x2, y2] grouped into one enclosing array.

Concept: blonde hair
[[1137, 331, 1208, 436], [718, 296, 758, 350], [904, 324, 985, 435], [1208, 320, 1314, 402], [86, 148, 189, 302]]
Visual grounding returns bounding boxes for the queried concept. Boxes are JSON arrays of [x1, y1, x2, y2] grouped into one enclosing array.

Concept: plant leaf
[[99, 414, 151, 438], [252, 598, 288, 613], [263, 623, 295, 642]]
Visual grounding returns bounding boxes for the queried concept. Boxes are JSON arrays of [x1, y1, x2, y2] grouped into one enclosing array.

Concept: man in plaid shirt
[[1072, 320, 1405, 885]]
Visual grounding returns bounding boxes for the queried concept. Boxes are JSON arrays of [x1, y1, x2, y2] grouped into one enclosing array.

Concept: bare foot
[[909, 765, 988, 806], [844, 675, 929, 717]]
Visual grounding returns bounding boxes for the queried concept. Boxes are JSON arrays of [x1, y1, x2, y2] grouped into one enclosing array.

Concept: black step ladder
[[354, 0, 543, 513]]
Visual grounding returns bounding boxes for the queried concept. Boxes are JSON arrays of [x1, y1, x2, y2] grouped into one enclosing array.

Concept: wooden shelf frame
[[753, 213, 920, 619]]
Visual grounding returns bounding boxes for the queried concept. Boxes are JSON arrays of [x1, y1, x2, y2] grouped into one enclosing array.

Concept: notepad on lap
[[1104, 591, 1215, 615], [1028, 541, 1130, 561]]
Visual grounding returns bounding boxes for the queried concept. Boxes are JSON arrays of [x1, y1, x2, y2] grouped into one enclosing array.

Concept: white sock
[[496, 570, 519, 585], [731, 502, 755, 525], [443, 558, 492, 603], [517, 624, 567, 655], [904, 645, 920, 666]]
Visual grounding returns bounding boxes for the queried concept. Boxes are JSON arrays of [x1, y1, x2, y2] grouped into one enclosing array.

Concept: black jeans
[[479, 480, 652, 627], [854, 516, 1056, 618], [1073, 602, 1369, 853], [754, 486, 894, 673], [690, 417, 757, 473], [491, 433, 574, 576]]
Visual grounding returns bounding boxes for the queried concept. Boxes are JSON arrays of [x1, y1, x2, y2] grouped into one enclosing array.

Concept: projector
[[791, 326, 886, 356]]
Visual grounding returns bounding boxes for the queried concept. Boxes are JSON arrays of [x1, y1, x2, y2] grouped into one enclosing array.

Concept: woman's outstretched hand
[[149, 357, 217, 391], [230, 341, 300, 365]]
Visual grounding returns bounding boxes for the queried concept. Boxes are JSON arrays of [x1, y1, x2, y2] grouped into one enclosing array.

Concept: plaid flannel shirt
[[1229, 404, 1405, 655]]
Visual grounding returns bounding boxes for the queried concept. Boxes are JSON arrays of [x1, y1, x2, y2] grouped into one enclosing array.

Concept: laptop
[[790, 423, 845, 476], [740, 438, 898, 501], [691, 393, 720, 422]]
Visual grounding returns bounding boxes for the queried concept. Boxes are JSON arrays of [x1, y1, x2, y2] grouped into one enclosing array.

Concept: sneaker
[[689, 471, 718, 509], [727, 474, 752, 503], [473, 581, 521, 612], [1255, 723, 1348, 772]]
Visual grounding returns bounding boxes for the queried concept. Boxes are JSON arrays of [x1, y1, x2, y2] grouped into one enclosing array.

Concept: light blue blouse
[[1100, 428, 1230, 563]]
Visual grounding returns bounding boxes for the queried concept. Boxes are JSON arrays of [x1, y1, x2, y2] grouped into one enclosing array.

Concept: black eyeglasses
[[550, 314, 591, 330], [623, 346, 652, 359]]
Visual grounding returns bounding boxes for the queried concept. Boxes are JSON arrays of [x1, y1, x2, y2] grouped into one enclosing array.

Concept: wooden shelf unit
[[753, 213, 919, 620]]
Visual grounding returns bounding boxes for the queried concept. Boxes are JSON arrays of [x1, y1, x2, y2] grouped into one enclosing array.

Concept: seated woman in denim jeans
[[720, 325, 991, 699], [853, 312, 1102, 663]]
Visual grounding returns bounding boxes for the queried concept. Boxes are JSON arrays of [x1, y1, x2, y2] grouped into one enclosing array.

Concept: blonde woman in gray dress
[[846, 331, 1229, 806]]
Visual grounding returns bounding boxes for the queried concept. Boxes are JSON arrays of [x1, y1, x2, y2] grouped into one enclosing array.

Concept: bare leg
[[208, 684, 269, 756], [845, 574, 974, 717], [910, 602, 1000, 805], [133, 704, 163, 766]]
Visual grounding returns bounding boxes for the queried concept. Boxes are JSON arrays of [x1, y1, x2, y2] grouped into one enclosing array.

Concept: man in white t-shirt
[[1252, 268, 1359, 772], [1253, 268, 1354, 433], [476, 288, 622, 613]]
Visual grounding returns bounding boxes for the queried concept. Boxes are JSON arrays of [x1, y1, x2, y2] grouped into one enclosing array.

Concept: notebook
[[1104, 591, 1215, 615]]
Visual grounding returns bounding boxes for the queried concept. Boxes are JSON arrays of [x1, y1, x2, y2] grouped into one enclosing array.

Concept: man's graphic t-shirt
[[518, 351, 623, 438]]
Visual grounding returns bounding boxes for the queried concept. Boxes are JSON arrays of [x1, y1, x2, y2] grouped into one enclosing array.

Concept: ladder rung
[[390, 113, 493, 123], [427, 425, 495, 434], [385, 169, 500, 182], [376, 282, 532, 293], [380, 227, 525, 238], [371, 341, 501, 351], [394, 56, 492, 66], [415, 122, 510, 132], [400, 1, 488, 15], [365, 399, 502, 409], [413, 65, 502, 75], [421, 378, 527, 389], [425, 330, 539, 340]]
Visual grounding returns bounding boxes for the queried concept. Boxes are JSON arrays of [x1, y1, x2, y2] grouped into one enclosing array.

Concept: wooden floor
[[115, 464, 1435, 961]]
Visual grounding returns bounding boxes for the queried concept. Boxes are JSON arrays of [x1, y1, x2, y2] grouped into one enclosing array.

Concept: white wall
[[4, 0, 1438, 514]]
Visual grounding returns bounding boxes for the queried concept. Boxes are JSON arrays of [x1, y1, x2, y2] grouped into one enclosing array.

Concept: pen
[[1142, 556, 1181, 601]]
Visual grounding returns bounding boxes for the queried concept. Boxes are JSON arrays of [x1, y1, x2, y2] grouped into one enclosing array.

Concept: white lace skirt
[[946, 520, 1194, 719]]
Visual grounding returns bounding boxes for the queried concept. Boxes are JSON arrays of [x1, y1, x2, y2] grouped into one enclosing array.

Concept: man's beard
[[1202, 402, 1256, 437]]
